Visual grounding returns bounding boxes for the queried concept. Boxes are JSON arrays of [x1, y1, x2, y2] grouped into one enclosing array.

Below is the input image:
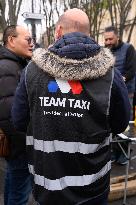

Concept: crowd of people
[[0, 7, 135, 205]]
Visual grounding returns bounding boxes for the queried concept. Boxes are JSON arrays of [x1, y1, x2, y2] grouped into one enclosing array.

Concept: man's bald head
[[55, 8, 90, 40]]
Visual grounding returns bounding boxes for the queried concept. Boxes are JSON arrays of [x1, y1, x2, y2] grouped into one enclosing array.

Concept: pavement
[[0, 125, 136, 205]]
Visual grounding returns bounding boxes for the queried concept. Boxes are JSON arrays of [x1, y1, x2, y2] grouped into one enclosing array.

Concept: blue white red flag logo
[[48, 79, 83, 94]]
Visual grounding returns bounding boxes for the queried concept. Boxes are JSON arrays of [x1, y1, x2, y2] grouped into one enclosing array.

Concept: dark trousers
[[4, 154, 32, 205]]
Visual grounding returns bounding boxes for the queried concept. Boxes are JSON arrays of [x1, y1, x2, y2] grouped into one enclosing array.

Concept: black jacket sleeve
[[124, 44, 136, 82], [0, 59, 20, 135], [11, 69, 30, 133], [109, 69, 130, 134]]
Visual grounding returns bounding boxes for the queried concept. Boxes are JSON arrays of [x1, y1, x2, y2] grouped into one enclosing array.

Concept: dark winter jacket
[[12, 32, 130, 205], [0, 46, 28, 159], [110, 41, 136, 94]]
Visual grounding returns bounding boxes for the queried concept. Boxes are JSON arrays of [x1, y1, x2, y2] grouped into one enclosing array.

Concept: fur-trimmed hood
[[32, 47, 114, 80]]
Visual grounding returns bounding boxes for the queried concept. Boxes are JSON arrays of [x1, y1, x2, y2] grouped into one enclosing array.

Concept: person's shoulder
[[123, 43, 135, 56], [113, 69, 126, 89], [0, 56, 20, 72], [25, 60, 38, 72], [123, 42, 135, 50], [25, 60, 41, 83]]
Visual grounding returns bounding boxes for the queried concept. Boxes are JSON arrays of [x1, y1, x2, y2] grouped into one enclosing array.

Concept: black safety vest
[[26, 62, 113, 205]]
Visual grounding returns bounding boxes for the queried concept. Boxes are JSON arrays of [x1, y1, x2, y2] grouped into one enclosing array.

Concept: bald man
[[0, 25, 33, 205], [12, 9, 130, 205]]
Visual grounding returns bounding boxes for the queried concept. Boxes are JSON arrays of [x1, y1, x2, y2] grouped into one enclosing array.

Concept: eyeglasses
[[11, 35, 34, 45], [25, 37, 34, 45]]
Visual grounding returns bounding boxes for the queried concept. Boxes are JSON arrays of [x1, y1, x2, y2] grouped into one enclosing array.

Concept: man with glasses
[[0, 25, 33, 205]]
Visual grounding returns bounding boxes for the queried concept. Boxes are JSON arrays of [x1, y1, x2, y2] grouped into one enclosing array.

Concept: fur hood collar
[[32, 47, 114, 80]]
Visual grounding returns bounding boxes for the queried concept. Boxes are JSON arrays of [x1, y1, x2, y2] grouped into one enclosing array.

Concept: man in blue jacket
[[104, 26, 136, 165], [12, 9, 130, 205]]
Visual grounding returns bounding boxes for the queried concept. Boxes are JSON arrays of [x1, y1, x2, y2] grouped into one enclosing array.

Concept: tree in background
[[0, 0, 22, 32], [107, 0, 136, 41], [41, 0, 136, 46], [41, 0, 66, 46], [1, 0, 135, 45], [80, 0, 107, 42], [42, 0, 57, 46], [41, 0, 107, 45]]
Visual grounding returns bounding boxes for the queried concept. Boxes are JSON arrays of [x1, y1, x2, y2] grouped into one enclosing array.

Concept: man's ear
[[7, 36, 15, 48], [55, 25, 63, 41]]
